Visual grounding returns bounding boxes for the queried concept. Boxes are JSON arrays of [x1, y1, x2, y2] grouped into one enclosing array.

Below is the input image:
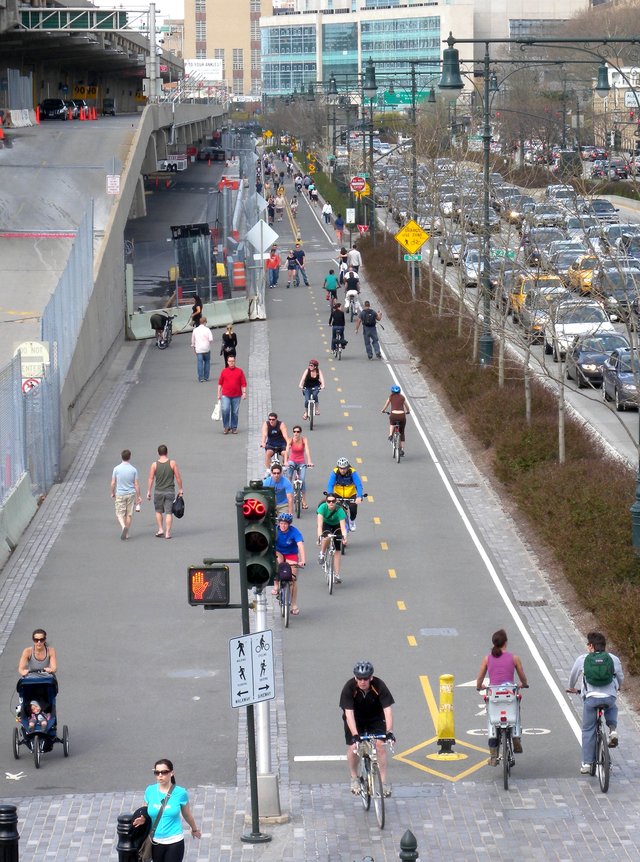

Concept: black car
[[566, 332, 630, 388], [592, 267, 640, 319], [39, 98, 69, 120], [602, 348, 640, 410], [197, 146, 226, 162]]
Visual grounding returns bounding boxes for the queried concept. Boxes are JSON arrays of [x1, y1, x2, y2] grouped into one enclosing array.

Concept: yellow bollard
[[436, 674, 456, 755]]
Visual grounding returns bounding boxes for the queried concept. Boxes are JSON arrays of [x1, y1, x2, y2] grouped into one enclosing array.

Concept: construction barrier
[[231, 261, 246, 290], [126, 298, 251, 342], [0, 473, 38, 568]]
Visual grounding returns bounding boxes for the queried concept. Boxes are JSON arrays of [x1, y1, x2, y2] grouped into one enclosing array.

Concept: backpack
[[583, 651, 615, 687], [362, 308, 377, 327], [277, 560, 294, 581]]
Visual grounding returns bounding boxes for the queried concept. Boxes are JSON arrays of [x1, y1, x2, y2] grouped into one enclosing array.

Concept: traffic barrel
[[0, 115, 5, 144], [35, 105, 40, 124], [436, 673, 456, 754], [232, 261, 246, 290]]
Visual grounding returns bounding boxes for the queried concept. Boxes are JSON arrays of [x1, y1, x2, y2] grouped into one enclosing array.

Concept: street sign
[[357, 224, 369, 235], [229, 630, 275, 708], [404, 253, 422, 261], [307, 164, 316, 173], [395, 220, 429, 254], [492, 248, 516, 260], [106, 174, 120, 195], [350, 176, 367, 193], [244, 220, 279, 254], [263, 130, 273, 138], [14, 341, 49, 388], [346, 207, 356, 224]]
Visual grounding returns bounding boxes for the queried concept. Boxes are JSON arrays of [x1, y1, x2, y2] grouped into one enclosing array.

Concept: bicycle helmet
[[353, 661, 374, 679], [277, 513, 293, 523], [336, 457, 350, 469], [391, 385, 401, 394]]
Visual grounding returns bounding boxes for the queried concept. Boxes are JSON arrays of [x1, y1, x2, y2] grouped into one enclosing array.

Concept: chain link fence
[[0, 356, 26, 504]]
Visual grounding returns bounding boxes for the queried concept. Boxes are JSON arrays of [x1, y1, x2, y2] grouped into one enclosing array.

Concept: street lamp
[[362, 57, 378, 238], [327, 74, 338, 172]]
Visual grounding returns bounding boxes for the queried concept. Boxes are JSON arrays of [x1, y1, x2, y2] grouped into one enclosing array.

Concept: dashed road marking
[[407, 635, 417, 646], [388, 568, 396, 579], [397, 601, 406, 611]]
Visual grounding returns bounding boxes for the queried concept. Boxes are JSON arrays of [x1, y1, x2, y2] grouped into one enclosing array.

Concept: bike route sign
[[228, 630, 275, 708]]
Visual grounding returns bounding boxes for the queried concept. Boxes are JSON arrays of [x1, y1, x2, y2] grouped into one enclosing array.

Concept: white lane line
[[381, 352, 582, 743], [293, 755, 347, 762]]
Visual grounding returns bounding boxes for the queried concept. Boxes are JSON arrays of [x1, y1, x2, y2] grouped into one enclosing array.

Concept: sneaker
[[334, 575, 341, 583], [513, 737, 523, 754], [580, 763, 592, 774], [350, 777, 360, 794], [318, 554, 325, 565], [383, 784, 392, 797], [388, 435, 393, 442], [350, 521, 357, 532], [399, 450, 405, 457], [489, 750, 498, 767], [608, 729, 619, 748]]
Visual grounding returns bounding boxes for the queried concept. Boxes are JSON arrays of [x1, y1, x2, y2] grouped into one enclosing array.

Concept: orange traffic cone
[[35, 106, 40, 124], [0, 116, 5, 144]]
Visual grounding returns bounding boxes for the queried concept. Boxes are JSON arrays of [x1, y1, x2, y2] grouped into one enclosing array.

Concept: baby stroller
[[13, 673, 69, 768]]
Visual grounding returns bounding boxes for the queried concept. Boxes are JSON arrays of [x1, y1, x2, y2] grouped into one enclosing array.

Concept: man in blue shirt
[[262, 464, 294, 514], [110, 449, 141, 540], [293, 242, 310, 286]]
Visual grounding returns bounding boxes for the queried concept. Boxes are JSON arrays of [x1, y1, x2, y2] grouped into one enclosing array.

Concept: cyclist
[[339, 661, 395, 797], [567, 631, 624, 774], [285, 426, 313, 510], [343, 265, 360, 295], [476, 629, 528, 766], [327, 458, 364, 530], [298, 359, 325, 420], [260, 412, 290, 469], [273, 513, 305, 615], [262, 462, 293, 514], [290, 194, 298, 219], [316, 494, 348, 582], [329, 302, 347, 353], [380, 385, 411, 457], [323, 269, 339, 307]]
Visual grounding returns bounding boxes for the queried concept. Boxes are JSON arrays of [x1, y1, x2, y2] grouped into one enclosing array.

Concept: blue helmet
[[391, 385, 401, 394], [277, 513, 293, 523]]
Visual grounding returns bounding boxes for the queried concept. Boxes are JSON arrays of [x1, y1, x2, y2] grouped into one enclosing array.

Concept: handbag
[[211, 400, 221, 421], [171, 495, 185, 519], [138, 786, 173, 861]]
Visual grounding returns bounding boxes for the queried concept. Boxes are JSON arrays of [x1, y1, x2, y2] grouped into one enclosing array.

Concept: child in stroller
[[28, 700, 50, 731]]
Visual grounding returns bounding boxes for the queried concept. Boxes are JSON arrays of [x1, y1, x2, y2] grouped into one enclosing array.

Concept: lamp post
[[362, 57, 378, 239]]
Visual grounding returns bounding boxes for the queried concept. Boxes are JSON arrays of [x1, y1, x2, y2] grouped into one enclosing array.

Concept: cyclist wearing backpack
[[568, 631, 624, 774], [355, 301, 382, 359]]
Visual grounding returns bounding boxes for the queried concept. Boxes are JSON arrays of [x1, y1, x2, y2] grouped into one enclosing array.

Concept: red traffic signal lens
[[246, 528, 269, 553], [243, 497, 267, 520]]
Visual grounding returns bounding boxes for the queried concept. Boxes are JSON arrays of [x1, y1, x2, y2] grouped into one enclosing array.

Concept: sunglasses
[[33, 637, 45, 642], [153, 769, 171, 776]]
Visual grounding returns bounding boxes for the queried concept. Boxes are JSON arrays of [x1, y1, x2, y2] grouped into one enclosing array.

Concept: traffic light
[[240, 485, 276, 587], [187, 564, 230, 606], [614, 129, 622, 150]]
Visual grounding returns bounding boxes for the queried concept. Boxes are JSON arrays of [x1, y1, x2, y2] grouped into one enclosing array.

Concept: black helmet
[[353, 661, 374, 679]]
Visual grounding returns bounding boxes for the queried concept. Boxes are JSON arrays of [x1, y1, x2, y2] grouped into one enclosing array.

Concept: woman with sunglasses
[[285, 426, 313, 509], [133, 758, 201, 860], [298, 359, 325, 421], [19, 629, 57, 677]]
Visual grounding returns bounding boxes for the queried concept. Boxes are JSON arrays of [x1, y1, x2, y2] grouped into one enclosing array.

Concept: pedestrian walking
[[266, 246, 281, 288], [110, 449, 141, 540], [267, 195, 275, 226], [217, 355, 247, 434], [322, 201, 334, 224], [355, 301, 383, 359], [132, 758, 201, 861], [146, 445, 183, 539], [334, 213, 345, 244], [346, 244, 362, 272], [293, 242, 310, 286], [275, 192, 285, 221], [220, 324, 237, 367], [191, 315, 213, 382]]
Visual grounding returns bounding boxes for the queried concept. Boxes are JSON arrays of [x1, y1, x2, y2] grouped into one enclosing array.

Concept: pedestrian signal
[[240, 485, 276, 587], [187, 565, 230, 606]]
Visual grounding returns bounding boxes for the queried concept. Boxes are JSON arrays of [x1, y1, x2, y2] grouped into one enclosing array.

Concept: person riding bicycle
[[476, 629, 528, 766], [299, 359, 325, 420], [343, 265, 360, 295], [381, 385, 410, 457], [261, 412, 290, 470], [273, 513, 305, 615], [327, 458, 364, 530], [262, 462, 294, 514], [316, 494, 348, 582], [567, 631, 624, 774], [324, 269, 339, 306], [328, 303, 347, 353], [340, 661, 395, 797], [285, 426, 313, 509]]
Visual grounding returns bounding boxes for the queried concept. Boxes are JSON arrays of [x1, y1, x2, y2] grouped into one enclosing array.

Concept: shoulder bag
[[138, 786, 174, 861]]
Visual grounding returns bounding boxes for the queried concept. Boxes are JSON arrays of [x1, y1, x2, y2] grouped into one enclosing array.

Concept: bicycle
[[484, 683, 526, 790], [319, 530, 340, 594], [333, 336, 343, 361], [383, 411, 402, 463], [356, 733, 393, 829], [277, 563, 303, 627], [156, 314, 176, 350], [330, 493, 368, 555], [345, 290, 362, 323], [567, 689, 612, 792], [288, 464, 313, 518]]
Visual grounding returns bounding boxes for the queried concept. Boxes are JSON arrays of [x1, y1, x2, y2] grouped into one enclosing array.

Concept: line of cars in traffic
[[39, 98, 89, 121], [430, 169, 640, 409]]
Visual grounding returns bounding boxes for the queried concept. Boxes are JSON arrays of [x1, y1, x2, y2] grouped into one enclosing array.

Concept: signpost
[[229, 631, 275, 709], [394, 219, 430, 299]]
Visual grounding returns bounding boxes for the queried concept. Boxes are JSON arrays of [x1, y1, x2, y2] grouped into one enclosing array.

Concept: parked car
[[197, 145, 226, 162], [73, 98, 89, 116], [543, 299, 616, 361], [566, 332, 630, 388], [64, 100, 79, 119], [602, 348, 640, 410], [39, 98, 69, 120]]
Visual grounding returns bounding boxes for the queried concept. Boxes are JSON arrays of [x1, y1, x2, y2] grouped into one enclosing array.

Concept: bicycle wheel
[[502, 730, 511, 790], [596, 726, 610, 793], [326, 550, 334, 595], [294, 487, 302, 519], [371, 761, 385, 829], [283, 582, 291, 629], [393, 432, 400, 464], [309, 400, 315, 431], [359, 757, 371, 811]]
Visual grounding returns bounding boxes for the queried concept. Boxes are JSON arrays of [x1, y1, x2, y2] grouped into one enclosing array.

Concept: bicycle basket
[[486, 686, 518, 725]]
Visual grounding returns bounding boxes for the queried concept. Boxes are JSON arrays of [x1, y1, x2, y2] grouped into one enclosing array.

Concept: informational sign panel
[[229, 630, 275, 708], [14, 341, 49, 387], [106, 174, 121, 195], [185, 59, 223, 81]]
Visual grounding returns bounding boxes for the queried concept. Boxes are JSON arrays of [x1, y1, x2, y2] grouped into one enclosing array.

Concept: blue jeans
[[221, 395, 241, 430], [287, 461, 307, 491], [582, 695, 617, 763], [363, 326, 381, 358], [303, 386, 320, 410], [268, 268, 279, 287], [196, 351, 211, 381]]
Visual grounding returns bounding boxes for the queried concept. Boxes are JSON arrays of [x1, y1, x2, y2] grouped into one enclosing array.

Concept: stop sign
[[350, 176, 366, 193]]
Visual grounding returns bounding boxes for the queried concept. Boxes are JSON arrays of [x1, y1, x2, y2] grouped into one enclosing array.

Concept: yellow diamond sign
[[395, 219, 429, 255]]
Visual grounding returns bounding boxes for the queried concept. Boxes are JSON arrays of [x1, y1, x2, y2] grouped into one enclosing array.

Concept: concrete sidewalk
[[3, 184, 640, 861]]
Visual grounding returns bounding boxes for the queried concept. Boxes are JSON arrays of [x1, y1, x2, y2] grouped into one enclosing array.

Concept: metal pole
[[369, 96, 375, 242], [0, 805, 19, 862], [255, 588, 270, 773], [411, 62, 419, 293], [362, 99, 367, 227], [479, 41, 494, 366]]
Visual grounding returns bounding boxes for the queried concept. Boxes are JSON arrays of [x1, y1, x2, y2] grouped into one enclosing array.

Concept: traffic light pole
[[235, 491, 271, 844]]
